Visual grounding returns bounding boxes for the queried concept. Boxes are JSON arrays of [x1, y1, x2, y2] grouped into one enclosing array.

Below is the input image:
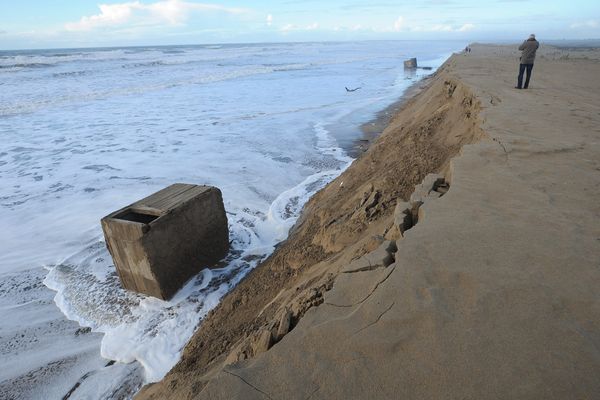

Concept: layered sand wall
[[137, 54, 485, 399], [138, 44, 600, 399]]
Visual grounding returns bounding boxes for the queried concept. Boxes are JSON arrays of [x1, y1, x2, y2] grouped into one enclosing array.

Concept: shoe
[[514, 86, 522, 89]]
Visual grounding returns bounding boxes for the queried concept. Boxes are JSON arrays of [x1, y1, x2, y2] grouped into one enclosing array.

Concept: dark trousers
[[517, 63, 534, 89]]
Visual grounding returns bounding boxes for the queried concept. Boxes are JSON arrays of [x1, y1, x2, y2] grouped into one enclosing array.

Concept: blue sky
[[0, 0, 598, 49]]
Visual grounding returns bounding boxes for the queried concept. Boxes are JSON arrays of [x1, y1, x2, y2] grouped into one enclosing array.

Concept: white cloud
[[266, 14, 273, 26], [280, 23, 296, 33], [65, 3, 134, 31], [570, 20, 599, 29], [391, 15, 474, 33], [333, 24, 372, 33], [280, 22, 319, 33], [65, 0, 247, 31], [458, 23, 475, 32], [429, 25, 454, 32], [393, 16, 405, 32]]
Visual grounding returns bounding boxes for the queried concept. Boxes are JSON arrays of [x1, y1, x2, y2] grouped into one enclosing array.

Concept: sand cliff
[[137, 44, 600, 399]]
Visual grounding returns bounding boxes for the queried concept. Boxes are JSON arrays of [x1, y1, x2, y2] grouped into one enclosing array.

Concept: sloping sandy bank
[[137, 44, 600, 399]]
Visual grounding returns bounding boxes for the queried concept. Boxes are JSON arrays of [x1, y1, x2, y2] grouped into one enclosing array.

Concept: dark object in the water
[[101, 183, 229, 300], [345, 86, 361, 92], [404, 58, 417, 69]]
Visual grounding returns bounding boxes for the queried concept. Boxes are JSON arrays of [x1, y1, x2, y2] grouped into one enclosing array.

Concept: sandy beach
[[137, 43, 600, 399]]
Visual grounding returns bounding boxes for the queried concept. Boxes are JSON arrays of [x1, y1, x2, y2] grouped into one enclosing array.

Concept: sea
[[0, 41, 462, 399]]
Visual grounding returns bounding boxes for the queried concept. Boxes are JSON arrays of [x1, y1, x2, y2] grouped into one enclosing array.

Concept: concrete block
[[101, 183, 229, 300], [404, 58, 417, 69]]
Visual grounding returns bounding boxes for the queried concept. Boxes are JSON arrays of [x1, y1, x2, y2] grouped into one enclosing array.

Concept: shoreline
[[136, 51, 484, 398], [350, 76, 433, 156], [138, 43, 600, 399]]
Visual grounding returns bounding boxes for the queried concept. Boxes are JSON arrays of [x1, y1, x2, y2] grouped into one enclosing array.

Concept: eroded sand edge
[[137, 44, 600, 400]]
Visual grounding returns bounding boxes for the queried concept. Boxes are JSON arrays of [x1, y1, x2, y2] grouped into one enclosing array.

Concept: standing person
[[516, 34, 539, 89]]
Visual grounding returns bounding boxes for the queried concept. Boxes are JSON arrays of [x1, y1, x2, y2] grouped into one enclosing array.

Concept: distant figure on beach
[[465, 46, 471, 53], [516, 34, 539, 89]]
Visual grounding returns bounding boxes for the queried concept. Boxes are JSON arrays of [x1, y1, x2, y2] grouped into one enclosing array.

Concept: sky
[[0, 0, 599, 50]]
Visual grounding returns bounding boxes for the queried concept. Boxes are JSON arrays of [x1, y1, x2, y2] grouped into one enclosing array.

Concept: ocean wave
[[0, 62, 325, 117], [0, 49, 130, 70], [0, 63, 53, 70], [48, 52, 83, 57], [121, 60, 166, 69], [314, 122, 354, 164], [52, 70, 90, 78]]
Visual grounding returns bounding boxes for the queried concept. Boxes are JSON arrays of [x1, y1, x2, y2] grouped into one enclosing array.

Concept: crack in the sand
[[352, 301, 395, 336], [223, 369, 273, 400], [343, 257, 381, 274], [492, 136, 508, 157], [304, 385, 320, 400], [325, 266, 395, 308]]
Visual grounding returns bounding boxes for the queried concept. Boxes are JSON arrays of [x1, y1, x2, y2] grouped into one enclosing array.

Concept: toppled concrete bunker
[[404, 57, 418, 69], [101, 183, 229, 300]]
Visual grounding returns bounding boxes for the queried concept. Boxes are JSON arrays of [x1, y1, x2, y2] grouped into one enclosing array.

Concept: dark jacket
[[519, 39, 539, 64]]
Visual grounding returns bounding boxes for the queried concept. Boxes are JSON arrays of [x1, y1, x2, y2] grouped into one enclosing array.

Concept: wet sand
[[351, 76, 432, 156], [0, 267, 143, 400]]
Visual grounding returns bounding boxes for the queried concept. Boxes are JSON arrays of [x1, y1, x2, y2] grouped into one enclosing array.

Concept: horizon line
[[2, 37, 600, 53]]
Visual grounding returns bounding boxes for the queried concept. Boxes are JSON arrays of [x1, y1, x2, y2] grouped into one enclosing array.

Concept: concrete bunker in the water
[[101, 183, 229, 300]]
